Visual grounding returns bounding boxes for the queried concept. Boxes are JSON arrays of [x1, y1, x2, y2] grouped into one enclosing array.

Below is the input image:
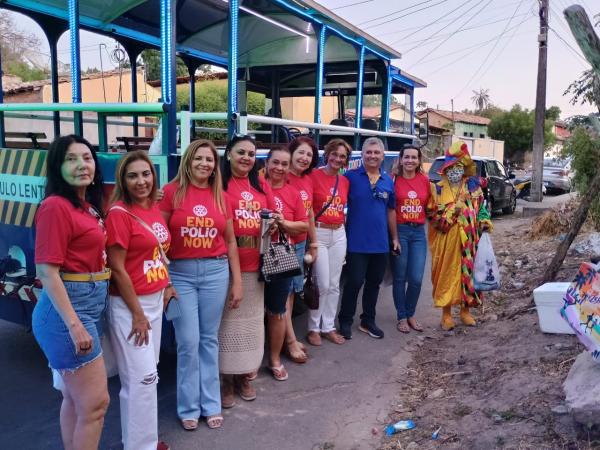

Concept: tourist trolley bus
[[0, 0, 426, 328]]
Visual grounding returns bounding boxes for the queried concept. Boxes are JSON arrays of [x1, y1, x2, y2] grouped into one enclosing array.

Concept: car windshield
[[544, 158, 568, 168]]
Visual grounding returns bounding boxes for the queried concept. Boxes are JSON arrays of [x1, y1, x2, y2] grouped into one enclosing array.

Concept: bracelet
[[309, 243, 319, 249]]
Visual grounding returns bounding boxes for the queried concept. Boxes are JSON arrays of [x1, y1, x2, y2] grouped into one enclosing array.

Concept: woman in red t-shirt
[[284, 136, 320, 363], [160, 140, 242, 430], [264, 147, 308, 381], [32, 135, 110, 450], [219, 135, 274, 405], [307, 138, 351, 346], [392, 145, 431, 334], [105, 151, 173, 450]]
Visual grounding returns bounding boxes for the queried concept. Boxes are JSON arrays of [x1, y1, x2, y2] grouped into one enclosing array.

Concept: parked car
[[543, 157, 572, 194], [428, 156, 517, 215]]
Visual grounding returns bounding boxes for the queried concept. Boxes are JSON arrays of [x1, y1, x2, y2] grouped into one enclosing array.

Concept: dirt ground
[[378, 208, 600, 450]]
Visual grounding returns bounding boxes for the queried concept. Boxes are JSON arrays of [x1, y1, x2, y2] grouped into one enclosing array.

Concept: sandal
[[306, 331, 322, 346], [407, 318, 424, 332], [321, 331, 345, 345], [269, 364, 289, 381], [396, 319, 410, 334], [181, 419, 198, 431], [285, 340, 308, 364], [206, 415, 223, 429]]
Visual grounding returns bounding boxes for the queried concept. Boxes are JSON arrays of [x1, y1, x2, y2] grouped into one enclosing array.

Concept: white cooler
[[533, 282, 575, 334]]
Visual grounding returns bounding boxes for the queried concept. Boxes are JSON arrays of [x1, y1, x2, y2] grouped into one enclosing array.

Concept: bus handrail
[[0, 103, 167, 113]]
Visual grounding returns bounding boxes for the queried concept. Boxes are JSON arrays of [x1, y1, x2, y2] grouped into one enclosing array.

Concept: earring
[[210, 171, 215, 178], [227, 156, 231, 161]]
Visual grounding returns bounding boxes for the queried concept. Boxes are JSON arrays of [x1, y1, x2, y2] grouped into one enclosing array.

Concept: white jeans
[[107, 291, 163, 450], [309, 226, 347, 333]]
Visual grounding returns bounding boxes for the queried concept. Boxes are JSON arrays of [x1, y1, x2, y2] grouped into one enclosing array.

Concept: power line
[[390, 0, 478, 47], [548, 27, 589, 66], [407, 0, 495, 63], [416, 14, 533, 67], [454, 0, 527, 99], [331, 0, 375, 10], [359, 0, 451, 29]]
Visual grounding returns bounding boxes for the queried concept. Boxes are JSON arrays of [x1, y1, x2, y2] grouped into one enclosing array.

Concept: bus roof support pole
[[380, 63, 391, 133], [161, 0, 177, 155], [271, 70, 280, 143], [0, 47, 5, 148], [228, 0, 240, 138], [354, 44, 365, 150], [409, 88, 415, 135], [48, 37, 61, 138], [130, 53, 139, 137], [68, 0, 83, 136], [187, 62, 200, 139], [314, 25, 327, 147]]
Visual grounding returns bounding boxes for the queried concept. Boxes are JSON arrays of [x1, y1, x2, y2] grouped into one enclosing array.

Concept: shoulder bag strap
[[109, 205, 170, 265], [314, 174, 339, 221]]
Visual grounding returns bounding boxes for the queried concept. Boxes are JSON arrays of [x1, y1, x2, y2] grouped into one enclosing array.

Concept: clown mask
[[446, 165, 465, 184]]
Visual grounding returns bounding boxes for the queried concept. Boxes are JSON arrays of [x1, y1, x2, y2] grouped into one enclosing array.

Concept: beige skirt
[[219, 272, 265, 374]]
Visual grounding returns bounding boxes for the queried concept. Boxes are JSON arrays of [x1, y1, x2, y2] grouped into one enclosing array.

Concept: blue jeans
[[391, 224, 427, 320], [169, 258, 229, 418], [291, 240, 306, 293], [32, 280, 108, 372]]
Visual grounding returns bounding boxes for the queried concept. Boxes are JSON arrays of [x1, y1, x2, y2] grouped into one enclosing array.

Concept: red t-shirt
[[287, 172, 313, 243], [394, 173, 431, 224], [35, 195, 107, 273], [310, 168, 349, 225], [105, 201, 171, 296], [271, 182, 308, 244], [225, 176, 274, 272], [160, 182, 230, 259]]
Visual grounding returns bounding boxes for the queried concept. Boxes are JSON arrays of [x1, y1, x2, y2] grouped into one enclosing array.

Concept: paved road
[[1, 261, 438, 450]]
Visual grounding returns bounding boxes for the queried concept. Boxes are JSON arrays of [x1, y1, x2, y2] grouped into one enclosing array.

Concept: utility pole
[[531, 0, 549, 202]]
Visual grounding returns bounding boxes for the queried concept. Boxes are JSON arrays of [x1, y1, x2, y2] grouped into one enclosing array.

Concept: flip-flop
[[407, 318, 424, 332], [321, 331, 345, 345], [206, 415, 223, 429], [269, 364, 289, 381], [396, 320, 410, 334]]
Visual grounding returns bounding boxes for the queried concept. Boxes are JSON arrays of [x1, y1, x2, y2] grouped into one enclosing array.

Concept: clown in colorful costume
[[427, 141, 492, 330]]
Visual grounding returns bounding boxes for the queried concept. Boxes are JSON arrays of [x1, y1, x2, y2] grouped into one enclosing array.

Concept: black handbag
[[303, 263, 319, 310], [260, 228, 302, 282]]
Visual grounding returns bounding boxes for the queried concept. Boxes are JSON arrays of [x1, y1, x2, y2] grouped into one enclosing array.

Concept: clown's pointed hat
[[437, 140, 476, 176]]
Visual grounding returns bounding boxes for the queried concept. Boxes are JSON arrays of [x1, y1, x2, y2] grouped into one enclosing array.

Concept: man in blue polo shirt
[[338, 137, 399, 340]]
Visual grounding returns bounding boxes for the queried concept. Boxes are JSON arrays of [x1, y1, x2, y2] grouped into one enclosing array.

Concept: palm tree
[[471, 88, 491, 112]]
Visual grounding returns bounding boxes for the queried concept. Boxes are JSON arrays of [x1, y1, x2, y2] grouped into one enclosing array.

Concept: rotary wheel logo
[[241, 191, 254, 201], [329, 187, 336, 195], [300, 190, 309, 201], [193, 204, 208, 217], [275, 196, 284, 212], [152, 222, 169, 243], [408, 190, 417, 200]]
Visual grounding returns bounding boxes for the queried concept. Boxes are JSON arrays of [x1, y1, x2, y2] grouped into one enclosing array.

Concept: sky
[[8, 0, 599, 119]]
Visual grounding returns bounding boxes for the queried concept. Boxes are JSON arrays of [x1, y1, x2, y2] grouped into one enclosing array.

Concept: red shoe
[[157, 441, 170, 450]]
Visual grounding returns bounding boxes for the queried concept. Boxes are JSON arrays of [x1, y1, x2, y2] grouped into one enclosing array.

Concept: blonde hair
[[111, 150, 158, 205], [170, 139, 225, 214]]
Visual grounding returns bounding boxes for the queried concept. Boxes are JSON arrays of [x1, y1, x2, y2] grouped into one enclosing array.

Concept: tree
[[140, 50, 188, 82], [488, 104, 556, 160], [416, 100, 428, 110], [545, 105, 561, 121], [564, 69, 600, 113], [471, 88, 490, 112], [0, 12, 48, 81]]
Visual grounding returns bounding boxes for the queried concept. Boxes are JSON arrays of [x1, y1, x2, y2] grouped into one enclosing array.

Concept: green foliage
[[545, 106, 561, 121], [140, 50, 188, 82], [487, 104, 555, 160], [564, 69, 600, 113], [561, 127, 600, 229], [175, 80, 266, 135], [471, 88, 490, 112], [6, 61, 47, 81]]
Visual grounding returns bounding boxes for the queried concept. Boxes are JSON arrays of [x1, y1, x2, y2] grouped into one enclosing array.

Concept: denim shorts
[[32, 280, 109, 373], [291, 241, 306, 294], [265, 276, 292, 315]]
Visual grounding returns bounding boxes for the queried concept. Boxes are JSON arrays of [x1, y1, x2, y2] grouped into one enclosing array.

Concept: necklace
[[231, 175, 251, 193]]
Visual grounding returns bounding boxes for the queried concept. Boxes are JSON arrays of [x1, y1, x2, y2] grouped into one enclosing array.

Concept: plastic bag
[[561, 262, 600, 360], [473, 232, 500, 291]]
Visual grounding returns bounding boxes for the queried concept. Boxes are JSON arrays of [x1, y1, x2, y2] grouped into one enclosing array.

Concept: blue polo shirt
[[345, 164, 396, 253]]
